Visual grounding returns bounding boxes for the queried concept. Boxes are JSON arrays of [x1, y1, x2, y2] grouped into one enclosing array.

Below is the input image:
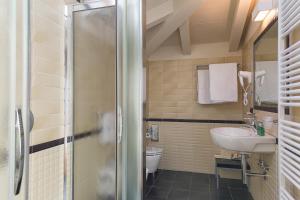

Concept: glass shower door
[[68, 2, 117, 200], [66, 0, 144, 199], [0, 0, 29, 199], [0, 0, 15, 198]]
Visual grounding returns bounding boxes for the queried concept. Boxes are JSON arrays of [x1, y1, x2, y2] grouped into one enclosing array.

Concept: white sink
[[210, 127, 276, 153]]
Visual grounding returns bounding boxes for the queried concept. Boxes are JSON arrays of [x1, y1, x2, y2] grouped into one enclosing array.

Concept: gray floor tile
[[175, 172, 193, 182], [190, 181, 210, 191], [210, 188, 232, 200], [154, 179, 173, 190], [189, 191, 210, 200], [173, 179, 192, 190], [167, 189, 189, 200], [145, 197, 166, 200], [145, 170, 251, 200], [147, 186, 170, 199], [230, 188, 253, 200], [158, 170, 177, 181], [226, 179, 247, 189]]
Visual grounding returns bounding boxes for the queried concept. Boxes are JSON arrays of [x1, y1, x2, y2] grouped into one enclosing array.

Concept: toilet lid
[[146, 147, 163, 155]]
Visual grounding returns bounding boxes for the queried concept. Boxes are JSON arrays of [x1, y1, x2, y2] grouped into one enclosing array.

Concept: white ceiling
[[160, 0, 237, 46], [190, 0, 235, 44]]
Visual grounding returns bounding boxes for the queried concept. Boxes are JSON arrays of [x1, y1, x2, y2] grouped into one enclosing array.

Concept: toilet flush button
[[151, 124, 159, 141]]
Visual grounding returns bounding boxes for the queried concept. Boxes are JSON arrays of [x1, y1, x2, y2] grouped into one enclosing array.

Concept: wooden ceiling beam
[[146, 0, 174, 30], [179, 20, 191, 55], [228, 0, 253, 51], [146, 0, 206, 56]]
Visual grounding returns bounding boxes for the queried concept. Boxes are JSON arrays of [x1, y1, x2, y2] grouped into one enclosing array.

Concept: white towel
[[98, 112, 116, 144], [209, 63, 238, 102], [197, 70, 221, 104]]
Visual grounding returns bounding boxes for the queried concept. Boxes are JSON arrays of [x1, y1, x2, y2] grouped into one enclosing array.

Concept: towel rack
[[278, 1, 300, 199], [196, 65, 209, 70], [196, 64, 241, 70]]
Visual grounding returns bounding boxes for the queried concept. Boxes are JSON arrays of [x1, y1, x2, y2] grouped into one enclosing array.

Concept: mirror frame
[[253, 17, 278, 113]]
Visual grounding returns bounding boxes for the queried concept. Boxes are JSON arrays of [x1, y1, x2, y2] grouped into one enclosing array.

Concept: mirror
[[253, 20, 278, 113]]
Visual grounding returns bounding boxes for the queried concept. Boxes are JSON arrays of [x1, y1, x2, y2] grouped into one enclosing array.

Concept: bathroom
[[143, 0, 278, 199], [0, 0, 300, 200]]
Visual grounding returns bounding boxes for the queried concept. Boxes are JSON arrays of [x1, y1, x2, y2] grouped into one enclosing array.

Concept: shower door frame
[[64, 0, 122, 199]]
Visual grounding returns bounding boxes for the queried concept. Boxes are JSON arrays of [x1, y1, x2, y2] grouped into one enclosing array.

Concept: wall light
[[252, 0, 274, 22]]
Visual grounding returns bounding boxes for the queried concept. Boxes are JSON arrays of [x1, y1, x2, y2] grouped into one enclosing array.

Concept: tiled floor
[[144, 170, 253, 200]]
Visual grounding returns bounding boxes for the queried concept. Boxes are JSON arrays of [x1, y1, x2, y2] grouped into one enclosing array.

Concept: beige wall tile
[[29, 145, 64, 200], [147, 57, 243, 121], [146, 56, 244, 181], [148, 122, 242, 178], [29, 1, 65, 200], [30, 0, 65, 145]]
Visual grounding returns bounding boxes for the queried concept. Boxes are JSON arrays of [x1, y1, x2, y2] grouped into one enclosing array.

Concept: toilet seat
[[146, 152, 161, 156], [146, 147, 163, 156]]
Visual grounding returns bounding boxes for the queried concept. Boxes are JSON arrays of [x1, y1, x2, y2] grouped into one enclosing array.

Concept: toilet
[[146, 147, 163, 175]]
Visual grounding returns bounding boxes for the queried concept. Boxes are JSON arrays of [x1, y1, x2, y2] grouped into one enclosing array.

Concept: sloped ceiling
[[146, 0, 253, 55], [160, 0, 237, 46], [66, 0, 251, 55], [190, 0, 235, 44]]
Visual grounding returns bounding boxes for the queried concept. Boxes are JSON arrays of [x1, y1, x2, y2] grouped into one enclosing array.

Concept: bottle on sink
[[256, 121, 265, 136]]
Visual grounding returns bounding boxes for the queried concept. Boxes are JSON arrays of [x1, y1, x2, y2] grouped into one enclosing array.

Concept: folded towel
[[197, 70, 221, 104], [209, 63, 238, 102]]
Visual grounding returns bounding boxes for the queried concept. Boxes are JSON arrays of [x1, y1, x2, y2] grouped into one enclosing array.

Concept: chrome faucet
[[242, 124, 257, 133], [243, 112, 257, 132], [243, 112, 256, 126]]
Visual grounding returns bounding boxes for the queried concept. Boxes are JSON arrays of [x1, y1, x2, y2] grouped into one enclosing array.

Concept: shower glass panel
[[0, 0, 15, 198], [72, 3, 116, 200], [0, 0, 29, 199]]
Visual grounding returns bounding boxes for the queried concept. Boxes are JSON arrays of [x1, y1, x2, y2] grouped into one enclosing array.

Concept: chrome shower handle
[[14, 108, 25, 195], [29, 110, 34, 132], [117, 107, 123, 144]]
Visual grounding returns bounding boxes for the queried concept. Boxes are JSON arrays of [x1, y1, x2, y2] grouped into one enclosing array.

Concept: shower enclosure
[[65, 0, 144, 199], [0, 0, 30, 199]]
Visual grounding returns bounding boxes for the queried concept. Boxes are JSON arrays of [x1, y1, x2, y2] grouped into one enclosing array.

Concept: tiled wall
[[30, 0, 65, 145], [29, 2, 118, 200], [29, 0, 65, 199], [147, 56, 243, 176], [147, 121, 241, 177], [147, 57, 243, 120], [28, 145, 64, 200]]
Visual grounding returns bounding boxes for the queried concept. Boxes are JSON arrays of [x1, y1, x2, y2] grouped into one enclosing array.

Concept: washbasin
[[210, 127, 276, 153]]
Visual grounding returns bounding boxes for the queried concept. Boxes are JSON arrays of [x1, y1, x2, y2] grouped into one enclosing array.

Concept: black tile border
[[29, 129, 99, 154], [73, 129, 100, 140], [29, 119, 244, 154], [144, 118, 244, 124], [29, 138, 65, 154]]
